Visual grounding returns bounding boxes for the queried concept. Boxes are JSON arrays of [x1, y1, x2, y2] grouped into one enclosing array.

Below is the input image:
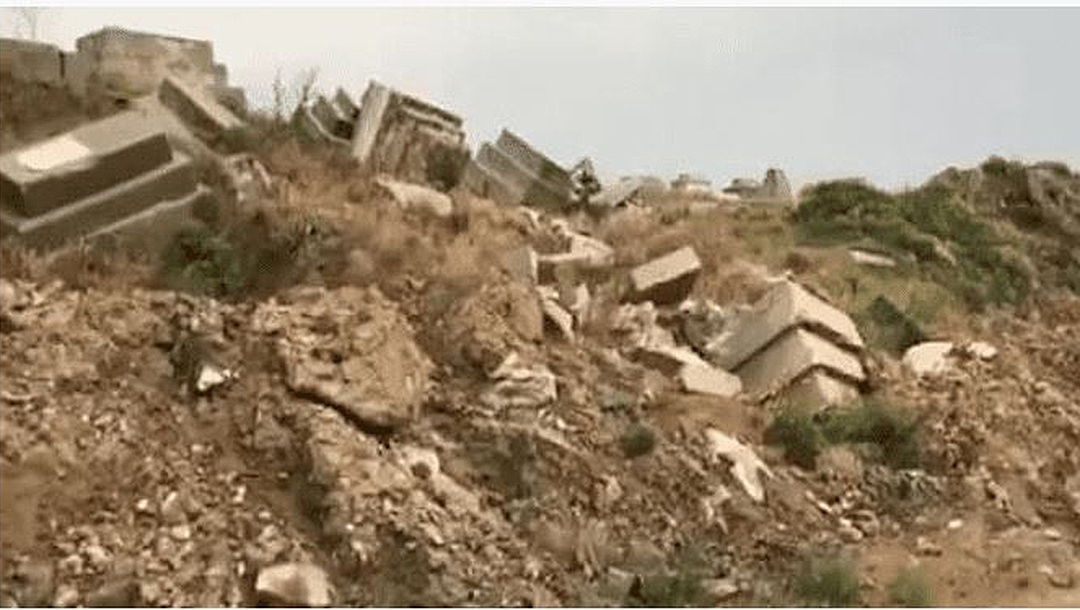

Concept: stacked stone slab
[[713, 280, 866, 409], [294, 88, 359, 148], [462, 130, 574, 210], [158, 76, 244, 141], [351, 80, 468, 183], [0, 110, 208, 250]]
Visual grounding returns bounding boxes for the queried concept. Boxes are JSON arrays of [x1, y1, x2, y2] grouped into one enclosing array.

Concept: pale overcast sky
[[5, 7, 1078, 190]]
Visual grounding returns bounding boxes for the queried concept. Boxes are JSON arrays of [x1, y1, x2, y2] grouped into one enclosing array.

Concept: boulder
[[255, 563, 332, 607], [678, 364, 742, 398], [902, 341, 955, 377]]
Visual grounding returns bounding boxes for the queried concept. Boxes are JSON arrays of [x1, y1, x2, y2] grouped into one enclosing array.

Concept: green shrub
[[888, 568, 933, 607], [620, 423, 658, 458], [858, 296, 928, 357], [794, 555, 861, 607], [820, 399, 920, 469], [764, 404, 823, 469]]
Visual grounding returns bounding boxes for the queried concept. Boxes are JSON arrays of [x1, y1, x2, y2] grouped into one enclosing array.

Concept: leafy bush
[[794, 555, 861, 607], [820, 399, 920, 469], [766, 400, 920, 470], [621, 423, 658, 458], [888, 568, 933, 607], [764, 404, 823, 469]]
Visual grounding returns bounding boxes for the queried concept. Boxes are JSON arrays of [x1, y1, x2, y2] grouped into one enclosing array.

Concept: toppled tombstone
[[256, 286, 434, 432], [628, 246, 702, 305], [351, 80, 469, 184], [481, 352, 557, 409], [462, 129, 573, 210], [0, 109, 211, 250], [704, 428, 773, 503], [255, 563, 332, 607], [158, 75, 245, 142], [902, 341, 955, 377], [374, 176, 453, 217], [715, 280, 866, 409], [592, 177, 647, 209], [537, 229, 615, 284]]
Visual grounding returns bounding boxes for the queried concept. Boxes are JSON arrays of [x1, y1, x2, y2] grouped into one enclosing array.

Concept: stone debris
[[536, 230, 615, 284], [224, 153, 274, 203], [0, 109, 210, 250], [964, 341, 999, 360], [262, 287, 435, 431], [592, 177, 647, 209], [902, 341, 956, 377], [351, 80, 468, 184], [194, 363, 234, 394], [722, 168, 794, 205], [374, 176, 454, 217], [255, 563, 332, 607], [539, 287, 576, 342], [678, 363, 742, 398], [462, 129, 573, 210], [628, 246, 703, 305], [704, 428, 773, 503], [671, 173, 712, 195], [481, 352, 558, 409], [848, 248, 898, 268]]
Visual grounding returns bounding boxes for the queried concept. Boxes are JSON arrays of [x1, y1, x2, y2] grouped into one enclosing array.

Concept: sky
[[5, 7, 1079, 190]]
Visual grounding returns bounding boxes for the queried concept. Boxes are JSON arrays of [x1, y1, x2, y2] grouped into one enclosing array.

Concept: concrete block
[[158, 76, 244, 139], [540, 296, 575, 343], [0, 38, 63, 85], [713, 280, 864, 371], [351, 80, 464, 169], [902, 341, 955, 377], [779, 369, 860, 411], [88, 185, 211, 250], [292, 102, 351, 148], [333, 87, 358, 118], [494, 130, 572, 193], [735, 327, 865, 398], [1, 152, 198, 250], [0, 110, 173, 217], [629, 246, 702, 305], [476, 143, 571, 209], [633, 344, 710, 377], [501, 245, 539, 285], [75, 27, 217, 99], [311, 95, 353, 139], [61, 51, 93, 98], [679, 364, 742, 398]]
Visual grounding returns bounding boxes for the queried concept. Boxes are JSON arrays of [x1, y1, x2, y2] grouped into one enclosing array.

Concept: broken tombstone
[[628, 246, 702, 305]]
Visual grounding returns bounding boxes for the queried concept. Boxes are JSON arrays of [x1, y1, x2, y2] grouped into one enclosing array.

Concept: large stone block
[[351, 80, 465, 171], [713, 280, 864, 371], [0, 38, 63, 85], [158, 76, 244, 139], [75, 27, 217, 98], [0, 110, 173, 217], [735, 327, 865, 398], [629, 246, 702, 305], [494, 130, 572, 193], [88, 184, 211, 250], [1, 152, 198, 249], [475, 143, 570, 210]]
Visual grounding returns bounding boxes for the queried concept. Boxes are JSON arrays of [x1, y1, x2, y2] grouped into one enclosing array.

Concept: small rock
[[1043, 527, 1063, 541], [170, 524, 193, 541], [948, 519, 964, 531], [160, 491, 187, 525], [903, 341, 955, 377], [1048, 571, 1075, 589], [135, 498, 153, 515], [702, 577, 740, 602], [838, 518, 864, 543], [916, 536, 943, 556], [851, 510, 881, 537], [83, 543, 112, 571], [965, 341, 998, 360], [58, 553, 84, 575], [54, 585, 80, 608], [255, 562, 332, 607]]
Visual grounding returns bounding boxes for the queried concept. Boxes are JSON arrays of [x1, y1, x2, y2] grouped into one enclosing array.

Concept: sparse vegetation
[[627, 544, 709, 607], [621, 423, 658, 458], [425, 144, 470, 192], [792, 178, 1033, 310], [888, 567, 934, 607], [793, 555, 861, 607], [766, 399, 920, 470]]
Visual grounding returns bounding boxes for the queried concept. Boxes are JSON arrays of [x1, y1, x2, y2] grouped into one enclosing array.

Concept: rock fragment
[[255, 562, 332, 607], [629, 246, 702, 305]]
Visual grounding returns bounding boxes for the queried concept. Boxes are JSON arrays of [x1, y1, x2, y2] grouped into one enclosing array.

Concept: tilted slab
[[735, 327, 865, 398], [713, 280, 864, 371], [495, 130, 572, 193], [0, 110, 173, 217], [88, 184, 211, 248], [780, 369, 860, 411], [1, 152, 198, 249], [629, 246, 702, 305], [158, 75, 244, 138], [475, 143, 571, 209]]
